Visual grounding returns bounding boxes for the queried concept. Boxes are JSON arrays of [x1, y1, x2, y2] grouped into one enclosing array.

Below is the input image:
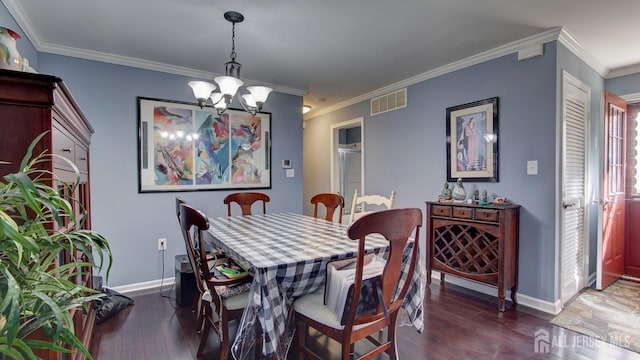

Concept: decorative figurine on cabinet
[[440, 182, 452, 201], [479, 189, 490, 205], [452, 178, 466, 201]]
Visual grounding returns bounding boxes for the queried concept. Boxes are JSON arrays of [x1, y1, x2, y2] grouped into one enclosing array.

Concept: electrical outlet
[[158, 238, 167, 251]]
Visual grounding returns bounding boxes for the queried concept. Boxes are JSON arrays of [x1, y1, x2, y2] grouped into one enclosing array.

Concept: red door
[[599, 91, 627, 289]]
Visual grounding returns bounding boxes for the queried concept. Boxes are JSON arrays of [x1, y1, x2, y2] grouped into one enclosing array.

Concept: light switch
[[527, 160, 538, 175], [286, 169, 295, 178]]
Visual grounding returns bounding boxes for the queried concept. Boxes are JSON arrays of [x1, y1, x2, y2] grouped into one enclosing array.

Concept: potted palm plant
[[0, 133, 112, 359]]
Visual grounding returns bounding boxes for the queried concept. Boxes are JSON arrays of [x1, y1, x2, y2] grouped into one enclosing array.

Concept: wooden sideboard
[[425, 201, 520, 311], [0, 69, 95, 360]]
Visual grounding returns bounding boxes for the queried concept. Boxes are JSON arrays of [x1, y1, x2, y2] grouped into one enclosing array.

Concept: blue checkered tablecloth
[[205, 213, 424, 360]]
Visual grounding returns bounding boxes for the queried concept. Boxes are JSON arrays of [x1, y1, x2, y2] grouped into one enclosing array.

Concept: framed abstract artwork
[[446, 97, 499, 182], [137, 97, 271, 192]]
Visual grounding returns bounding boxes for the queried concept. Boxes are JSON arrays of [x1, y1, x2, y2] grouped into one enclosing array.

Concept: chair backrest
[[224, 192, 270, 216], [178, 203, 211, 301], [310, 193, 345, 223], [345, 208, 422, 327], [175, 197, 186, 225], [349, 188, 396, 224]]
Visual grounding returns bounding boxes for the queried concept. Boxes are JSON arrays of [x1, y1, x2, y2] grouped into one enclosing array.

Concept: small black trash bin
[[175, 254, 195, 307]]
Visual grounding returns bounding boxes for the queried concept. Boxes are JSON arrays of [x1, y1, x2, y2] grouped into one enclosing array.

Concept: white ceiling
[[4, 0, 640, 117]]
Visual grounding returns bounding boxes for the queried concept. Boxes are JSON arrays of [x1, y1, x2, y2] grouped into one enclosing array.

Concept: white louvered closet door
[[560, 72, 590, 305]]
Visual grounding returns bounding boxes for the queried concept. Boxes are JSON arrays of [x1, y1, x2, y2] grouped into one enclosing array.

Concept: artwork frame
[[446, 97, 499, 182], [137, 97, 271, 193]]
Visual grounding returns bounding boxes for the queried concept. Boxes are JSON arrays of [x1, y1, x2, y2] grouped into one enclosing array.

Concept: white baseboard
[[112, 272, 562, 315], [430, 271, 561, 314], [110, 277, 175, 294]]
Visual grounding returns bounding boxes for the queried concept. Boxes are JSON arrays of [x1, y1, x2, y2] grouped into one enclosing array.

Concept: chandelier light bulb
[[188, 11, 271, 115], [242, 94, 257, 108], [188, 81, 216, 107], [215, 75, 243, 98], [247, 86, 273, 104]]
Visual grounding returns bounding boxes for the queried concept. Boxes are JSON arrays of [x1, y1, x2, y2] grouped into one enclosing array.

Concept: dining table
[[204, 212, 425, 360]]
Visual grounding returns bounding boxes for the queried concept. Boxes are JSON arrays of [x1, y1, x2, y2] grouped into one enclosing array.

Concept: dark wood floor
[[89, 282, 640, 359]]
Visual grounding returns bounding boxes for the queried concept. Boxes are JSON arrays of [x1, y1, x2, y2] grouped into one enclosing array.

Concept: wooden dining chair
[[176, 197, 225, 327], [293, 208, 422, 360], [311, 193, 345, 223], [224, 192, 270, 216], [349, 189, 396, 224], [175, 197, 200, 315], [179, 203, 251, 359]]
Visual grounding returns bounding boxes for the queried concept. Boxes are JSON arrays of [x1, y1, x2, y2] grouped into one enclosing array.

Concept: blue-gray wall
[[607, 72, 640, 96], [37, 55, 303, 287], [3, 3, 304, 287], [303, 42, 640, 306], [304, 44, 559, 302]]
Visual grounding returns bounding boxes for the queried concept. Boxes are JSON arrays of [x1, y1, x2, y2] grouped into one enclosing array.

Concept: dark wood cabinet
[[426, 201, 520, 311], [0, 69, 94, 360]]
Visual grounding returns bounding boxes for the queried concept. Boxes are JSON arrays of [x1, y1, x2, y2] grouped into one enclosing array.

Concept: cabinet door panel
[[52, 123, 76, 172]]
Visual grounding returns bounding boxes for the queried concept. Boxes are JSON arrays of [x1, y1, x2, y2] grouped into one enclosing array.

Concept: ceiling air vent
[[371, 88, 407, 116]]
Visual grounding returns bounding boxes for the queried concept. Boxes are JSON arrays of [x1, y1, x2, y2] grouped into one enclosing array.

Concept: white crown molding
[[621, 92, 640, 103], [2, 0, 43, 45], [2, 0, 306, 97], [308, 27, 564, 119], [37, 42, 307, 96], [556, 28, 609, 77], [607, 63, 640, 79], [307, 27, 635, 120]]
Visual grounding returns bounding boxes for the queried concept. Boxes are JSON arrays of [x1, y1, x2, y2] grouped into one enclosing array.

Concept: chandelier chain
[[230, 22, 236, 61], [188, 11, 272, 115]]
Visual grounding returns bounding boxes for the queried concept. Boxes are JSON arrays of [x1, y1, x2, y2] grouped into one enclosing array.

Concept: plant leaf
[[18, 132, 48, 171]]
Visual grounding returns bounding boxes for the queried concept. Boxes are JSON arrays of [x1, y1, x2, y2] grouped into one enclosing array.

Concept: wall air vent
[[370, 88, 407, 116]]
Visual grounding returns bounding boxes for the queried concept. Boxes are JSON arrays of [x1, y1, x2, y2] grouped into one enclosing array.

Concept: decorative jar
[[0, 27, 23, 71]]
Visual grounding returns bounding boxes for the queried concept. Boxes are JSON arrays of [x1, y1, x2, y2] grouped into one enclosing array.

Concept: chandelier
[[188, 11, 272, 116]]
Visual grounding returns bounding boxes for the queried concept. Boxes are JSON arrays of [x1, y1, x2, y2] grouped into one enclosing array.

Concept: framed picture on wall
[[137, 97, 271, 192], [446, 97, 499, 182]]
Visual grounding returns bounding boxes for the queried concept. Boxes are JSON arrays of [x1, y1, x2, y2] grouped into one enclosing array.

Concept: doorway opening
[[330, 118, 364, 224]]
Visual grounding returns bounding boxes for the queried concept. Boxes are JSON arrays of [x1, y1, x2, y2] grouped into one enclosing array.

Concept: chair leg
[[196, 301, 205, 333], [296, 320, 306, 360], [218, 316, 230, 360], [198, 314, 212, 356], [191, 288, 199, 313], [387, 315, 398, 360], [340, 341, 352, 360]]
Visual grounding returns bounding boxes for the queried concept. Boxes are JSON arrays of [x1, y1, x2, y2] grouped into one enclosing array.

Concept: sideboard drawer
[[432, 205, 451, 217], [452, 207, 473, 219], [475, 208, 499, 222]]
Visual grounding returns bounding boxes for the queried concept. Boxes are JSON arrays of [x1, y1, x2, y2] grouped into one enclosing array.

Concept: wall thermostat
[[281, 159, 292, 168]]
